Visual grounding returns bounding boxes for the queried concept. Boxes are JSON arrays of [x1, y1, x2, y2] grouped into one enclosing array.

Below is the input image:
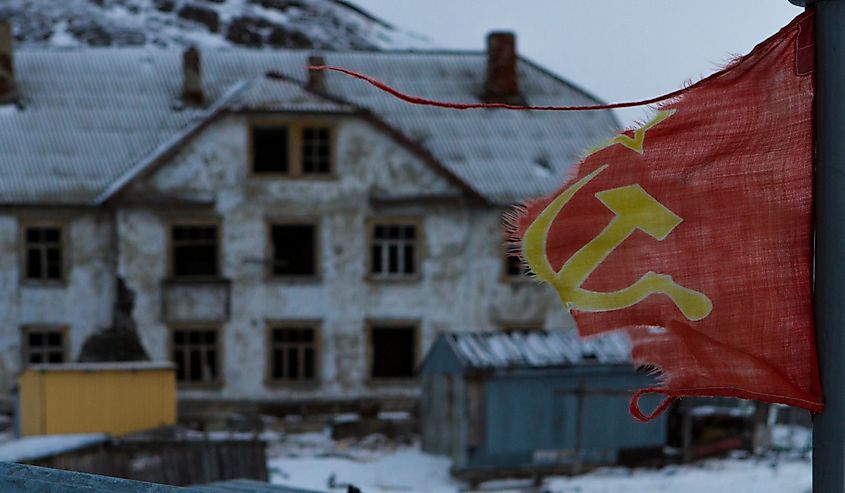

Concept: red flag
[[514, 12, 821, 420], [310, 12, 821, 420]]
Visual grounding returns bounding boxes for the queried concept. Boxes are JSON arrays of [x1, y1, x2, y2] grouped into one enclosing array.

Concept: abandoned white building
[[0, 22, 618, 415]]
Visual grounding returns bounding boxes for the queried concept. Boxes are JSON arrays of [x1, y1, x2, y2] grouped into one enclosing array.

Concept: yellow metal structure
[[18, 362, 176, 436]]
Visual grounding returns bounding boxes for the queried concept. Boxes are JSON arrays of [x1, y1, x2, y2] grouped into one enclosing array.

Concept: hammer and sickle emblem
[[523, 165, 712, 321]]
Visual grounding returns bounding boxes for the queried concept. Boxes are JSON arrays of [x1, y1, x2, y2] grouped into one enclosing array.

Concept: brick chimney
[[0, 20, 16, 105], [307, 55, 326, 93], [483, 31, 522, 105], [182, 46, 203, 107]]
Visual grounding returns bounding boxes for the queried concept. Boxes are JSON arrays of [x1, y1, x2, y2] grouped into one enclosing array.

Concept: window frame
[[19, 221, 68, 285], [248, 118, 337, 179], [264, 320, 322, 388], [365, 320, 421, 383], [265, 218, 321, 281], [366, 217, 424, 282], [167, 219, 223, 281], [21, 325, 69, 366], [168, 323, 224, 389]]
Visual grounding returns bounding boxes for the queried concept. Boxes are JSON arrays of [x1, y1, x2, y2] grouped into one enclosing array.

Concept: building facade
[[0, 26, 617, 412]]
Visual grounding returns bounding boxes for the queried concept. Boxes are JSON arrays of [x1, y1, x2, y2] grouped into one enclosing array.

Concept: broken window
[[370, 223, 419, 279], [22, 327, 66, 365], [504, 251, 529, 279], [251, 123, 333, 176], [370, 325, 416, 379], [171, 224, 218, 278], [268, 326, 318, 382], [24, 226, 63, 281], [301, 126, 331, 175], [252, 125, 289, 174], [270, 223, 317, 277], [172, 327, 220, 385]]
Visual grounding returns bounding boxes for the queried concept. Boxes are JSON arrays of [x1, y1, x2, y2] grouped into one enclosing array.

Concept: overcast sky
[[354, 0, 802, 125]]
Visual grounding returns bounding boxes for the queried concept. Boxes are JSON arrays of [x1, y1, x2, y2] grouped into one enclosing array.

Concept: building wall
[[0, 112, 575, 405], [116, 113, 574, 403], [0, 209, 115, 397]]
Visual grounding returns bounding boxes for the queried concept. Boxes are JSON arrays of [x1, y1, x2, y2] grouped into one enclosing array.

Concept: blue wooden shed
[[419, 330, 668, 480]]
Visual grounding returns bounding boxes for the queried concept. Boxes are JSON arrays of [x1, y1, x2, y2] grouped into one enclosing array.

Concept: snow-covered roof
[[0, 433, 109, 463], [0, 48, 617, 205], [448, 330, 631, 370], [229, 76, 355, 114]]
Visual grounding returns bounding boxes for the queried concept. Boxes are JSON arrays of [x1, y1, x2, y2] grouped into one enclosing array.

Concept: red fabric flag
[[514, 12, 821, 420], [311, 11, 821, 420]]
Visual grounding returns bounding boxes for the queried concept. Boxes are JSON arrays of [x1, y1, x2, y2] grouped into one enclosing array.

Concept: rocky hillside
[[0, 0, 429, 50]]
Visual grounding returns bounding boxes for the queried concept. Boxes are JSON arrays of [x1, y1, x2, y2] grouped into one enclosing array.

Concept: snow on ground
[[268, 431, 812, 493], [772, 425, 812, 453], [542, 459, 811, 493]]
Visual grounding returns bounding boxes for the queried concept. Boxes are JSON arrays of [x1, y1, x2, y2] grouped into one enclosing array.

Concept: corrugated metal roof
[[0, 461, 183, 492], [0, 462, 324, 492], [449, 330, 631, 369], [229, 77, 355, 114], [0, 48, 618, 205]]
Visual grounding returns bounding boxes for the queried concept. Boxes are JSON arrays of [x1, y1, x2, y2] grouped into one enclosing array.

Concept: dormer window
[[252, 125, 289, 174], [301, 126, 331, 174], [250, 121, 334, 177]]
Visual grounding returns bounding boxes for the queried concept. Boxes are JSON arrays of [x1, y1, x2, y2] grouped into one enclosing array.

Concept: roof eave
[[95, 79, 254, 206]]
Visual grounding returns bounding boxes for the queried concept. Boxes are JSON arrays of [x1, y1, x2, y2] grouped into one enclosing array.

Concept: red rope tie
[[307, 65, 734, 112], [629, 388, 677, 422]]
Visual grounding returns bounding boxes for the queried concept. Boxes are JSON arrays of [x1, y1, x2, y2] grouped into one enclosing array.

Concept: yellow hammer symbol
[[523, 165, 712, 322]]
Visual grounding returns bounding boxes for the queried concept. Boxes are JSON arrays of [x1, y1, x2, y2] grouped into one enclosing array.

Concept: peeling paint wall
[[0, 112, 573, 406], [0, 210, 115, 397], [118, 113, 574, 404]]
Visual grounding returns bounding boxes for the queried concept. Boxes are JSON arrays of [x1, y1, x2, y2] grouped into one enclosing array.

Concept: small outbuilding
[[18, 362, 176, 437], [419, 330, 667, 481]]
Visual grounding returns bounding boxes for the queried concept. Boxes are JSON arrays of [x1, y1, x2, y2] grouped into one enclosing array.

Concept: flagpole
[[811, 0, 845, 491]]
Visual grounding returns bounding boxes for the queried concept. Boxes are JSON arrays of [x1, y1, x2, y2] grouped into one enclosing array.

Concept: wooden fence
[[26, 437, 267, 486]]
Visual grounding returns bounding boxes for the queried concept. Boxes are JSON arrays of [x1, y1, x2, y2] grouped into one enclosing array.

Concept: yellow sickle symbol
[[585, 109, 676, 156], [523, 165, 712, 321]]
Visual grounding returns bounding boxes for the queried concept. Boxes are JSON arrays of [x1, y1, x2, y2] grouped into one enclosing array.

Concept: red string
[[629, 388, 678, 422], [306, 15, 807, 112], [308, 65, 729, 112]]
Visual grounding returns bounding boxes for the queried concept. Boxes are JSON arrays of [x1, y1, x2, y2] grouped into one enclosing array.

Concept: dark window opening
[[271, 224, 316, 277], [24, 226, 63, 281], [172, 327, 219, 384], [301, 126, 331, 175], [370, 326, 416, 379], [505, 252, 529, 278], [23, 328, 65, 365], [371, 224, 418, 278], [252, 125, 289, 174], [172, 225, 218, 278], [269, 326, 317, 382]]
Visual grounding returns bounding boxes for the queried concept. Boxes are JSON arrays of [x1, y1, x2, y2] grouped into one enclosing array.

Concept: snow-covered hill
[[1, 0, 431, 50]]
